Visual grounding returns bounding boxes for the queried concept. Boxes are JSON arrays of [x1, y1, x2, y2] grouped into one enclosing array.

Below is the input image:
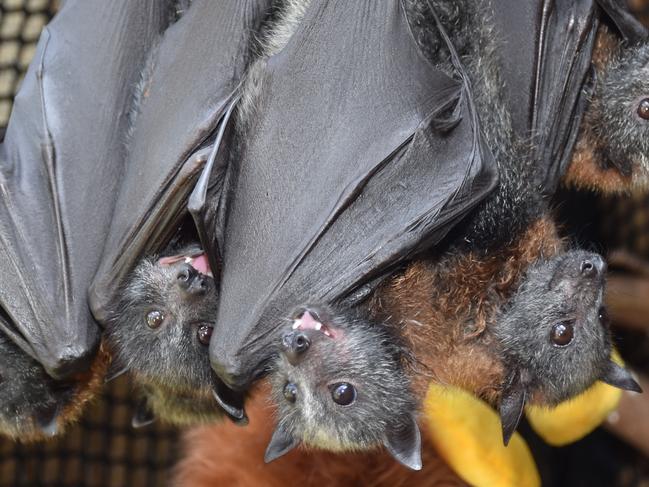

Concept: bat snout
[[281, 330, 311, 365], [176, 264, 208, 296]]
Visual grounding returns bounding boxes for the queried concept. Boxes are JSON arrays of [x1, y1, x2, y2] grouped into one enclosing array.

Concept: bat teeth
[[292, 319, 302, 330], [315, 322, 322, 331]]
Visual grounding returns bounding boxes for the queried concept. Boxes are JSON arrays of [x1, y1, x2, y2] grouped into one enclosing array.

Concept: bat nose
[[281, 331, 311, 365], [176, 264, 207, 295], [580, 255, 606, 278]]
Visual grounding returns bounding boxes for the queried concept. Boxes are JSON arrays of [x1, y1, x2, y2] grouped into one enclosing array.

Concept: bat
[[208, 0, 498, 412], [0, 0, 169, 435], [105, 245, 227, 427]]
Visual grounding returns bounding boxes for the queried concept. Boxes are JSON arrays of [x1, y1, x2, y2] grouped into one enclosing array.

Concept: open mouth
[[159, 252, 213, 278], [291, 310, 335, 338]]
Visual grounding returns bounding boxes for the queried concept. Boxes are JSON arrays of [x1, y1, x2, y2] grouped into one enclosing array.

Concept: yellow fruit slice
[[424, 383, 540, 487], [525, 352, 624, 446]]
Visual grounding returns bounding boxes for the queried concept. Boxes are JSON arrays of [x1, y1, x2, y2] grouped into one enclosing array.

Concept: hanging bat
[[106, 245, 226, 427], [208, 0, 498, 416], [85, 0, 272, 423], [0, 0, 170, 435]]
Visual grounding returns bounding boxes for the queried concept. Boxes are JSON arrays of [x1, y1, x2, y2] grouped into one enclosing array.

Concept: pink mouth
[[292, 310, 335, 338], [158, 252, 213, 277]]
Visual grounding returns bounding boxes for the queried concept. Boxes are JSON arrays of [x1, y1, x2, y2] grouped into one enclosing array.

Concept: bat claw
[[212, 387, 248, 425]]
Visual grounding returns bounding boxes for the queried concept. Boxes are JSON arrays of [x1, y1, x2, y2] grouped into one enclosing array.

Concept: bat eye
[[146, 310, 165, 329], [550, 321, 574, 347], [330, 382, 356, 406], [598, 307, 610, 326], [638, 98, 649, 120], [196, 324, 213, 345], [283, 382, 298, 403]]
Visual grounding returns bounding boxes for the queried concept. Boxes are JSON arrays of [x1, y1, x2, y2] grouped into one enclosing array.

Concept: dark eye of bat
[[283, 382, 298, 403], [598, 307, 610, 326], [330, 382, 356, 406], [146, 310, 165, 329], [197, 324, 213, 345], [638, 98, 649, 120], [550, 322, 574, 347]]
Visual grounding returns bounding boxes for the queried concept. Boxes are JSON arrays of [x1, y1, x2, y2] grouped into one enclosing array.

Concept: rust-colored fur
[[174, 390, 466, 487], [373, 217, 563, 405]]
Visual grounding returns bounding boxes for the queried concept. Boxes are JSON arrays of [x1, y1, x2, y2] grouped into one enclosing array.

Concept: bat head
[[106, 245, 224, 425], [495, 250, 641, 444], [267, 306, 421, 470], [591, 42, 649, 187]]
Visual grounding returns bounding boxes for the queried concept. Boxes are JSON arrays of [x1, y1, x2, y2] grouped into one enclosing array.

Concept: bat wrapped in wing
[[209, 0, 498, 397], [89, 0, 272, 425], [0, 0, 166, 436]]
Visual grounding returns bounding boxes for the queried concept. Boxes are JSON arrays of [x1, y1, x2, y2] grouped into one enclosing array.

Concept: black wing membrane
[[490, 0, 649, 194], [491, 0, 599, 195], [89, 0, 272, 323], [210, 0, 498, 389], [0, 1, 166, 378]]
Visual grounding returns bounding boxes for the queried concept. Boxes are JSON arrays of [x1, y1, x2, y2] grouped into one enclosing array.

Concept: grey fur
[[588, 42, 649, 188], [106, 245, 223, 426]]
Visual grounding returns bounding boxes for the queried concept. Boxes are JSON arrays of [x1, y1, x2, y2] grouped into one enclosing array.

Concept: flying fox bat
[[208, 0, 498, 405], [106, 245, 232, 427]]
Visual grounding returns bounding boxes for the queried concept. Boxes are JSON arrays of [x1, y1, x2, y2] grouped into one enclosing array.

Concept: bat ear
[[383, 414, 422, 471], [499, 370, 527, 446], [132, 397, 155, 428], [264, 423, 300, 463], [600, 360, 642, 393]]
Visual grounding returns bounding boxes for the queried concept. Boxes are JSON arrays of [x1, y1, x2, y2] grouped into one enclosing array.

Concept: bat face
[[107, 246, 223, 425], [591, 43, 649, 185], [267, 306, 422, 470], [496, 250, 641, 444], [497, 251, 611, 403]]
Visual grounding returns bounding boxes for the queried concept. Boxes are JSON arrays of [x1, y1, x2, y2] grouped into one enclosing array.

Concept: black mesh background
[[0, 4, 180, 487]]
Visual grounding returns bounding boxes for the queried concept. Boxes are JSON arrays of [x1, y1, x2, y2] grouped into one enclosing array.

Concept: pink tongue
[[191, 254, 211, 275], [299, 311, 321, 330]]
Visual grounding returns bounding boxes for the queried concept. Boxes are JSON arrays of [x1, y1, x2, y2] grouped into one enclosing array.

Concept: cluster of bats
[[0, 0, 648, 472]]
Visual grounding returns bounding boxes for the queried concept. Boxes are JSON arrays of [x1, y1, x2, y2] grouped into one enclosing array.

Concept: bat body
[[106, 245, 224, 426], [210, 0, 498, 399]]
